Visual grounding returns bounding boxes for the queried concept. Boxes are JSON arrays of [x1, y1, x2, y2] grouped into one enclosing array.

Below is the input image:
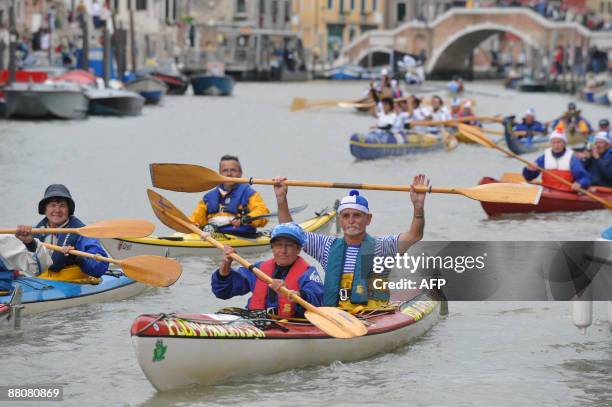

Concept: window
[[260, 0, 265, 14], [285, 0, 291, 22], [236, 0, 246, 13], [136, 0, 146, 11], [328, 0, 333, 10], [340, 0, 344, 13], [397, 3, 406, 21], [351, 0, 355, 10], [372, 0, 377, 11], [272, 0, 278, 22], [360, 0, 366, 14], [114, 0, 119, 11]]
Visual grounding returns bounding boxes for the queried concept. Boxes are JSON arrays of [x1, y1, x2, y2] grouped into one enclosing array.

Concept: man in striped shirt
[[273, 175, 428, 311]]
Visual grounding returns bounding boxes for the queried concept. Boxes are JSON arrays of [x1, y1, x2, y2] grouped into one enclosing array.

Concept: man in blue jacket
[[33, 184, 108, 278], [582, 131, 612, 187], [212, 223, 323, 318]]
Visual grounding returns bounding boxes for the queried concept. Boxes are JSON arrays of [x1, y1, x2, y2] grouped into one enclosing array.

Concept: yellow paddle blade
[[146, 189, 195, 234], [460, 183, 542, 204], [78, 219, 155, 238], [457, 124, 497, 148], [501, 172, 527, 183], [150, 163, 227, 192], [290, 97, 307, 112], [305, 307, 368, 339], [120, 255, 182, 287]]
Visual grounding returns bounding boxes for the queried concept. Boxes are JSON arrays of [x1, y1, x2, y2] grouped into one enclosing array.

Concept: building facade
[[292, 0, 388, 65]]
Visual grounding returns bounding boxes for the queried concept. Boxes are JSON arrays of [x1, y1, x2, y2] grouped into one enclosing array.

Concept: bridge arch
[[426, 23, 540, 76]]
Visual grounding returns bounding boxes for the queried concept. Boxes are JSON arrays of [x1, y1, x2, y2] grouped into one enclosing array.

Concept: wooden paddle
[[149, 163, 542, 205], [458, 124, 612, 209], [501, 172, 527, 183], [290, 97, 366, 112], [0, 219, 155, 238], [146, 188, 368, 339], [409, 116, 503, 127], [41, 242, 182, 287], [213, 204, 308, 229]]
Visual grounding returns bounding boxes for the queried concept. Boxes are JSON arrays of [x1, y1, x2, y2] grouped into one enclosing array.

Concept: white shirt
[[0, 236, 53, 277], [375, 102, 397, 129]]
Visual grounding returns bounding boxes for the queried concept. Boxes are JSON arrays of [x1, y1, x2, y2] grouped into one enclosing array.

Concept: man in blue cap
[[273, 174, 428, 311], [211, 223, 323, 318], [33, 184, 108, 279]]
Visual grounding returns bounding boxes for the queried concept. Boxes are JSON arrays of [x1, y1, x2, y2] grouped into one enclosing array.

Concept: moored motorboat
[[350, 130, 446, 160], [131, 289, 442, 391], [4, 82, 88, 119], [124, 76, 166, 104], [191, 74, 234, 96], [102, 209, 336, 259], [86, 88, 145, 116], [478, 177, 612, 216], [0, 271, 147, 317], [602, 226, 612, 240], [151, 71, 188, 95], [503, 117, 585, 155]]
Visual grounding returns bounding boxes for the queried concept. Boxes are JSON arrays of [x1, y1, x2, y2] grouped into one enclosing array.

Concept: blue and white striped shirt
[[303, 232, 399, 274]]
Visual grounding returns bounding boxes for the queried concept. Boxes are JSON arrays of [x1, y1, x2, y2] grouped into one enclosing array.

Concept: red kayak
[[479, 177, 612, 216]]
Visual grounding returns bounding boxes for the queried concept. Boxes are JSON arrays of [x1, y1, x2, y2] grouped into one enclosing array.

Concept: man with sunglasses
[[211, 223, 323, 318]]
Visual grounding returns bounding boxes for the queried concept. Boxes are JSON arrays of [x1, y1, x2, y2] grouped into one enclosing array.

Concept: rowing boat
[[131, 288, 442, 391], [350, 130, 445, 160], [102, 209, 337, 259], [503, 117, 585, 155], [478, 177, 612, 216], [0, 271, 147, 318]]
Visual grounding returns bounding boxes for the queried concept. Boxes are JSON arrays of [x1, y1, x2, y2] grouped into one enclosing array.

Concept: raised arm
[[397, 174, 428, 254], [273, 176, 292, 223]]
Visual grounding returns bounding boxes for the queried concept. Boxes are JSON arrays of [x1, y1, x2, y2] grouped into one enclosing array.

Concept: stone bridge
[[341, 7, 612, 78]]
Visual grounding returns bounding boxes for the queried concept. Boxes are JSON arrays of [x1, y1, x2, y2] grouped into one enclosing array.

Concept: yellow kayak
[[102, 209, 337, 259]]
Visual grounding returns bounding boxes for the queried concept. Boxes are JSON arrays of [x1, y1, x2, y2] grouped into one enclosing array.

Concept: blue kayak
[[350, 130, 445, 160], [602, 226, 612, 240], [503, 116, 586, 155], [0, 273, 146, 317], [191, 74, 234, 96]]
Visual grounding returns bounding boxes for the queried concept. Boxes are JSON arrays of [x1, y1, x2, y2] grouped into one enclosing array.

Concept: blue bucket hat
[[271, 222, 306, 247], [38, 184, 75, 215]]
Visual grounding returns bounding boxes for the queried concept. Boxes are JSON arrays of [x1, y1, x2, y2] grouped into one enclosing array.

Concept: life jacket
[[248, 257, 309, 318], [34, 216, 83, 272], [542, 148, 575, 191], [203, 184, 256, 235], [323, 235, 390, 307]]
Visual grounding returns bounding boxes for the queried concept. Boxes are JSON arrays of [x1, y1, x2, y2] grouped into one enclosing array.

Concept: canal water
[[0, 80, 610, 406]]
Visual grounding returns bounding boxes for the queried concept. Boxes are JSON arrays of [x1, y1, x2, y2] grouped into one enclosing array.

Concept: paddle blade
[[457, 124, 497, 148], [460, 183, 542, 204], [150, 163, 226, 192], [146, 189, 196, 234], [120, 255, 182, 287], [290, 97, 307, 112], [79, 219, 155, 238], [501, 172, 527, 183], [305, 307, 368, 339]]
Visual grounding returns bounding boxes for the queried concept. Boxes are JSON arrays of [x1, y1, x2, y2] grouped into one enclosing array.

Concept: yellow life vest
[[38, 265, 101, 285]]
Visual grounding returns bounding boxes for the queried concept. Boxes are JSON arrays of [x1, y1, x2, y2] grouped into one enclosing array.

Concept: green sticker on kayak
[[152, 339, 167, 362]]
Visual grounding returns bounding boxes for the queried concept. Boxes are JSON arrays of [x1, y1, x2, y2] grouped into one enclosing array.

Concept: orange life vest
[[249, 257, 309, 318], [542, 148, 574, 191]]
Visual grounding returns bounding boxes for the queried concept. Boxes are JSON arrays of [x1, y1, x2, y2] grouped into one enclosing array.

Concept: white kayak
[[131, 289, 443, 391]]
